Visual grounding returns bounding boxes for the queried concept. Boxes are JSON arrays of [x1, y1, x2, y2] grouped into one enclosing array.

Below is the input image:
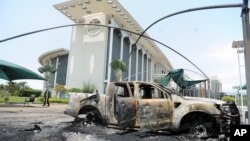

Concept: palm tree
[[110, 59, 127, 81], [6, 81, 18, 95], [16, 82, 29, 95], [38, 65, 55, 80], [17, 82, 29, 90], [54, 84, 68, 98], [38, 65, 56, 90]]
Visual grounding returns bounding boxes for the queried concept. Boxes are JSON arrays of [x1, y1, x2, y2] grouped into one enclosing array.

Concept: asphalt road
[[0, 103, 217, 141]]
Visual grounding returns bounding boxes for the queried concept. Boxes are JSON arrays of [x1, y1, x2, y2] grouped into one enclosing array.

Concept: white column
[[150, 59, 154, 82], [107, 28, 114, 82], [150, 58, 153, 82], [128, 43, 132, 81], [141, 50, 145, 81], [135, 46, 139, 81], [54, 56, 59, 87], [146, 54, 149, 82]]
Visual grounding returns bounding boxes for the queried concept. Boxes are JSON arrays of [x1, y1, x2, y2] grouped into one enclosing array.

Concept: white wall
[[66, 13, 108, 92]]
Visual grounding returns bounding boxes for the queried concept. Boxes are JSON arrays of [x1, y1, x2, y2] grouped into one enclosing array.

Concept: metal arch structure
[[0, 4, 243, 80], [133, 1, 250, 124], [134, 3, 243, 45], [1, 1, 249, 124], [0, 4, 244, 86], [133, 3, 243, 78], [0, 23, 206, 79], [0, 23, 212, 97], [131, 3, 243, 98]]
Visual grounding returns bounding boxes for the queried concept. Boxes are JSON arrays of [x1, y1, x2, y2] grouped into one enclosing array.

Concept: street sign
[[232, 40, 244, 48]]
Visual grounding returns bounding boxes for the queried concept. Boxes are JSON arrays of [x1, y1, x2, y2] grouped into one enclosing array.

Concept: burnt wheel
[[81, 109, 103, 125], [181, 113, 219, 139], [189, 118, 219, 139], [189, 121, 208, 139]]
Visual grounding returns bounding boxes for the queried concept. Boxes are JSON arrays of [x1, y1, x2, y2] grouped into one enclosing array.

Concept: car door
[[136, 83, 173, 132], [114, 82, 137, 129]]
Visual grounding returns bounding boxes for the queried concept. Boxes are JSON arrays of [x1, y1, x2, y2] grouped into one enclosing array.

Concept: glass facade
[[105, 28, 110, 80], [148, 58, 151, 82], [130, 45, 137, 81], [122, 37, 130, 80], [56, 55, 68, 85], [111, 29, 122, 81], [49, 58, 56, 87], [143, 54, 147, 81], [138, 50, 142, 81], [47, 54, 69, 87]]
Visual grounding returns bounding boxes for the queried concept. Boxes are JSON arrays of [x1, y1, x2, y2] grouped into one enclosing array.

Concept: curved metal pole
[[135, 3, 243, 45], [0, 24, 207, 78], [133, 3, 242, 98], [0, 24, 110, 43], [143, 34, 209, 79], [183, 68, 207, 79]]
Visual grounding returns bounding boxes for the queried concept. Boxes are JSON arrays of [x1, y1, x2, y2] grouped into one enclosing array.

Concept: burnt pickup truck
[[65, 81, 240, 138]]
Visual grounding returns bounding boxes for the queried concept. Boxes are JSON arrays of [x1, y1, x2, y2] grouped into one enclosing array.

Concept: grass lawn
[[0, 96, 68, 104], [0, 96, 27, 103]]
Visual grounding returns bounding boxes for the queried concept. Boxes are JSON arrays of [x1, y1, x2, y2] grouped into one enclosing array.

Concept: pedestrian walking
[[43, 89, 51, 107]]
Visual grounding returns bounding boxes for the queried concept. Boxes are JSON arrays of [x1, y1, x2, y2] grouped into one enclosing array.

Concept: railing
[[182, 88, 207, 97]]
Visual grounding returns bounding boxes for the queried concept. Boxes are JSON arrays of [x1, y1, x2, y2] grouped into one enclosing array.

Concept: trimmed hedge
[[68, 88, 82, 93], [49, 98, 68, 104], [221, 96, 235, 102], [19, 89, 42, 97], [36, 97, 68, 104]]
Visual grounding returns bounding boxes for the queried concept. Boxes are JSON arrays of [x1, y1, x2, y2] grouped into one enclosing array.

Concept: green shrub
[[0, 96, 25, 103], [221, 96, 235, 102], [36, 97, 44, 102], [19, 89, 42, 97], [0, 90, 10, 98], [68, 82, 96, 93], [49, 98, 68, 104], [83, 82, 95, 93], [68, 88, 82, 93], [35, 97, 68, 104]]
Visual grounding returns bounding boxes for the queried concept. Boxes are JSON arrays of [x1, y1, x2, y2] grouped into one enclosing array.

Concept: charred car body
[[65, 81, 240, 137]]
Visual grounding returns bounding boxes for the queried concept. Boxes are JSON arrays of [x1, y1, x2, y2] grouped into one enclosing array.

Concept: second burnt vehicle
[[65, 81, 240, 138]]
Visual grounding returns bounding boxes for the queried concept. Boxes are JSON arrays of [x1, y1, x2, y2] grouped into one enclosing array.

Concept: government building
[[38, 0, 173, 93]]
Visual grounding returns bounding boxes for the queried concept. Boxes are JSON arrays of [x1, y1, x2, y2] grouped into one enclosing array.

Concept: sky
[[0, 0, 246, 94]]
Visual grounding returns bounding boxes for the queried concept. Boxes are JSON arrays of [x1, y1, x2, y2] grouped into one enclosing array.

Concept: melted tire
[[83, 110, 103, 125], [189, 120, 219, 139], [190, 122, 208, 139]]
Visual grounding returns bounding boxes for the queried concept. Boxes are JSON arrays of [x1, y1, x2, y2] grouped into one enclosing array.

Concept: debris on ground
[[30, 121, 44, 125], [24, 125, 42, 133]]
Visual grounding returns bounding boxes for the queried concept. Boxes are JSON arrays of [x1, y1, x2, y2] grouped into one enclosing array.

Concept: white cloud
[[201, 42, 245, 93]]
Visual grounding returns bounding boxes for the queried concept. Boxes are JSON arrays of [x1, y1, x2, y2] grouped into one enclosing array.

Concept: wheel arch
[[179, 111, 218, 130], [78, 105, 107, 125], [78, 105, 101, 115]]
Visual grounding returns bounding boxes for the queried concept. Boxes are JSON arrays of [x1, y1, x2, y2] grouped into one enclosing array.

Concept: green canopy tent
[[158, 69, 207, 89], [0, 59, 44, 81]]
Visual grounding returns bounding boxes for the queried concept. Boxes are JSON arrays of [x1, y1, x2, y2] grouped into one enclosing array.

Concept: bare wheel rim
[[193, 124, 208, 138]]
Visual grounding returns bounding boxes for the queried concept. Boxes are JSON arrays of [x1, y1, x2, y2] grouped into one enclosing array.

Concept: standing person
[[43, 89, 51, 107]]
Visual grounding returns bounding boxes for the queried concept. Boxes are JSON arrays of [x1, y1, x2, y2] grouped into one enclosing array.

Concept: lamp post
[[232, 40, 244, 120], [241, 0, 250, 124]]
